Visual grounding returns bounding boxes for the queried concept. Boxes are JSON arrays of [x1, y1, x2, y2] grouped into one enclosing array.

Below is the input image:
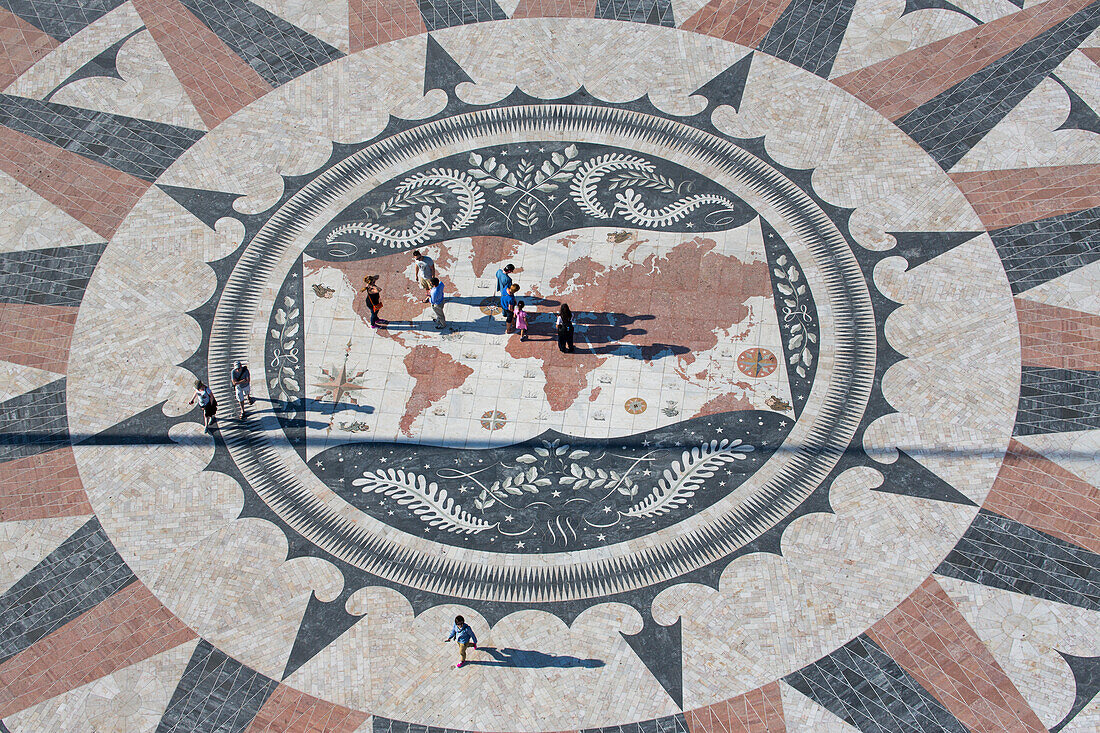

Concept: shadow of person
[[471, 646, 604, 669]]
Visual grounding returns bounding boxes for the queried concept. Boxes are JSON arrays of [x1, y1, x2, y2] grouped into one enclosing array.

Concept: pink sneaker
[[455, 661, 465, 668]]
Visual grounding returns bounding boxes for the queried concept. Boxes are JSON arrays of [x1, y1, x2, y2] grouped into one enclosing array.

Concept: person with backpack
[[188, 380, 217, 430], [444, 615, 478, 668]]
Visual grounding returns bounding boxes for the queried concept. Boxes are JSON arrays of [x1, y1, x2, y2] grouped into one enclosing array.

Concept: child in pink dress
[[514, 301, 529, 341]]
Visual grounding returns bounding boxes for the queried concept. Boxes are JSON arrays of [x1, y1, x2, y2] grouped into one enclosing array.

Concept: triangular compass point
[[692, 52, 753, 113], [621, 614, 683, 709], [424, 34, 474, 98]]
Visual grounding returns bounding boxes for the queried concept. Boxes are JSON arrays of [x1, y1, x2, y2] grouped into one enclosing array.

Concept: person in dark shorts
[[501, 283, 518, 334], [361, 274, 383, 328], [557, 303, 575, 353], [188, 379, 217, 430]]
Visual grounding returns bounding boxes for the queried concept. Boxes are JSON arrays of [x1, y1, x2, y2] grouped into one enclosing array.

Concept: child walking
[[444, 615, 478, 668], [514, 301, 528, 340]]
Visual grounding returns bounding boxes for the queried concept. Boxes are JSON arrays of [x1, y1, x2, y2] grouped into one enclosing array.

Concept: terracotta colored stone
[[132, 0, 272, 129], [0, 125, 150, 239], [0, 8, 59, 91], [868, 576, 1047, 733], [0, 580, 197, 718], [950, 164, 1100, 229], [0, 302, 78, 374], [0, 446, 92, 522], [471, 235, 525, 278], [984, 438, 1100, 554], [349, 0, 426, 53], [400, 345, 473, 436], [832, 0, 1094, 120], [1081, 46, 1100, 65], [243, 683, 369, 732], [686, 681, 786, 732], [680, 0, 792, 47], [512, 0, 598, 19], [1016, 298, 1100, 371]]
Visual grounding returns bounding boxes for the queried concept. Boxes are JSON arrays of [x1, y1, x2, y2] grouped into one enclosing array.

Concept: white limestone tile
[[655, 465, 976, 708], [779, 680, 859, 732], [65, 187, 242, 438], [1020, 260, 1100, 317], [441, 18, 738, 117], [351, 717, 374, 733], [1063, 696, 1100, 732], [830, 0, 975, 79], [0, 170, 104, 254], [252, 0, 351, 53], [711, 51, 983, 251], [864, 236, 1019, 504], [670, 0, 711, 26], [0, 516, 91, 595], [50, 30, 207, 130], [0, 360, 64, 401], [952, 76, 1100, 171], [8, 1, 143, 98], [4, 639, 199, 733], [1059, 50, 1100, 117], [290, 589, 675, 728], [1014, 429, 1100, 489], [497, 0, 522, 17], [158, 35, 442, 214], [936, 575, 1100, 729], [831, 0, 1035, 79]]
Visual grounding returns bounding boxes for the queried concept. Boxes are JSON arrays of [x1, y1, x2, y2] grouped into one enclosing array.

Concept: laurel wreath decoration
[[352, 468, 495, 534], [623, 439, 754, 518]]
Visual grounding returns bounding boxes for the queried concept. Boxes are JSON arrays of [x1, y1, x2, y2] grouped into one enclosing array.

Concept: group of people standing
[[360, 251, 576, 351], [494, 263, 574, 352]]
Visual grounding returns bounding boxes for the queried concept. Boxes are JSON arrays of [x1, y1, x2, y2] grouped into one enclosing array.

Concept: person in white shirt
[[412, 249, 435, 302]]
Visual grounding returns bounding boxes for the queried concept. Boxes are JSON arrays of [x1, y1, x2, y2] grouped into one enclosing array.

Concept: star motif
[[516, 541, 525, 548], [313, 362, 368, 406], [602, 506, 612, 513], [715, 428, 723, 434], [642, 439, 652, 446], [459, 486, 470, 493], [380, 457, 387, 463], [551, 490, 561, 497], [719, 481, 726, 486], [504, 515, 514, 522], [642, 468, 652, 476], [316, 460, 324, 468], [597, 533, 606, 541], [369, 248, 377, 254]]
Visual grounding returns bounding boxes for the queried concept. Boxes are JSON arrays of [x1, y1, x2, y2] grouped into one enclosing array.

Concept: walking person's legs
[[369, 306, 378, 328], [433, 303, 446, 328], [457, 642, 469, 667], [558, 332, 567, 352]]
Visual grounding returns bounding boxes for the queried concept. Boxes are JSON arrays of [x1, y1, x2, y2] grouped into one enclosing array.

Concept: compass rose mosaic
[[1, 3, 1099, 733]]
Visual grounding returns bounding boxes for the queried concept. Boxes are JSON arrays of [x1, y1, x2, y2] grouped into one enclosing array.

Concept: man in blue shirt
[[500, 283, 518, 333], [494, 264, 515, 299], [444, 615, 478, 668], [428, 276, 446, 329]]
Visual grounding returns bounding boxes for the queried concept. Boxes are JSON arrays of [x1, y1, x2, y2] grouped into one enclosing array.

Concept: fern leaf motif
[[613, 189, 736, 228], [352, 469, 495, 534], [570, 154, 652, 219], [397, 168, 485, 230], [326, 205, 444, 248], [622, 439, 753, 518]]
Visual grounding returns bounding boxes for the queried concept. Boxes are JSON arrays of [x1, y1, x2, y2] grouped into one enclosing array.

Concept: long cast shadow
[[469, 646, 604, 669]]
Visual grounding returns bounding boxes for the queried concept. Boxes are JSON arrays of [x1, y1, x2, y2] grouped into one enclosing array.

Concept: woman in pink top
[[514, 301, 529, 341]]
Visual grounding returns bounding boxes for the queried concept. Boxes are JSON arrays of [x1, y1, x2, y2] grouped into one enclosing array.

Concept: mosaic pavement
[[0, 0, 1099, 731]]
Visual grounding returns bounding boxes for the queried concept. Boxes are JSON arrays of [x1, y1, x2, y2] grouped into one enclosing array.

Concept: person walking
[[501, 283, 518, 334], [557, 303, 575, 353], [188, 379, 218, 430], [444, 615, 478, 668], [230, 361, 254, 417], [514, 300, 529, 341], [428, 276, 446, 329], [412, 250, 435, 301], [361, 274, 383, 329], [494, 264, 515, 299]]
